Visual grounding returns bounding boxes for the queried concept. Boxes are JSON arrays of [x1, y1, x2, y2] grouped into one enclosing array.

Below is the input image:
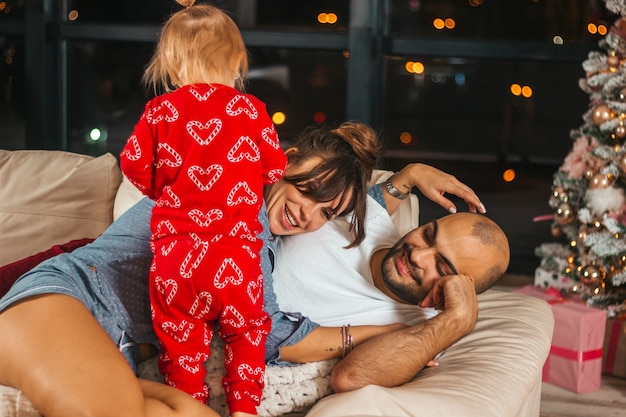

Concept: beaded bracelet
[[341, 324, 354, 357]]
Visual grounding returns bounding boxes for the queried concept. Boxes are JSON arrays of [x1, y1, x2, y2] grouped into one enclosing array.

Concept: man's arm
[[330, 274, 478, 392]]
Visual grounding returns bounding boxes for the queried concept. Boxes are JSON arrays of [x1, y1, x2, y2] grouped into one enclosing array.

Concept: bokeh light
[[405, 61, 424, 74], [502, 169, 516, 182], [272, 111, 286, 125], [318, 12, 337, 24], [89, 128, 102, 141], [313, 111, 326, 123]]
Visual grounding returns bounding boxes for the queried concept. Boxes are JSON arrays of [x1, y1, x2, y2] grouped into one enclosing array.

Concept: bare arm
[[383, 163, 486, 216], [279, 323, 407, 363], [330, 274, 478, 392]]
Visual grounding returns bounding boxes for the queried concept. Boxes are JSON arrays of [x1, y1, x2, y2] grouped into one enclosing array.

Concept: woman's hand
[[388, 163, 486, 215]]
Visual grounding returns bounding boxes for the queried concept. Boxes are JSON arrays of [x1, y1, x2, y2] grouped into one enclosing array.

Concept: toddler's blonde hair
[[143, 1, 247, 94]]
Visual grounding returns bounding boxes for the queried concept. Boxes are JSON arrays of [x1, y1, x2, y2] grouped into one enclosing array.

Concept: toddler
[[119, 2, 286, 415]]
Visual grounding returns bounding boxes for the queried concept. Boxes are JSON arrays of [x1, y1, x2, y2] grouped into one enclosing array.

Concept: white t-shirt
[[272, 196, 437, 327]]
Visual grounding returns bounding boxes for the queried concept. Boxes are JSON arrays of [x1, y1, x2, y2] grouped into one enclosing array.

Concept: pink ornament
[[560, 136, 600, 179]]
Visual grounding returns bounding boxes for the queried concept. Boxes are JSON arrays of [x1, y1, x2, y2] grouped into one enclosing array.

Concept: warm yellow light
[[405, 61, 424, 74], [502, 169, 516, 182], [433, 18, 445, 30], [588, 23, 597, 34], [552, 36, 563, 45], [342, 50, 350, 59], [400, 132, 412, 144], [317, 12, 337, 24], [0, 2, 6, 12], [272, 112, 286, 125], [521, 85, 533, 98], [68, 9, 79, 21], [510, 84, 521, 96], [598, 24, 608, 35], [444, 18, 455, 29], [469, 0, 483, 6]]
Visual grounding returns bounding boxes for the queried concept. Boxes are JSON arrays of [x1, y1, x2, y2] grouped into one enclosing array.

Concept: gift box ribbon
[[604, 318, 624, 374], [543, 345, 603, 383], [550, 345, 603, 362]]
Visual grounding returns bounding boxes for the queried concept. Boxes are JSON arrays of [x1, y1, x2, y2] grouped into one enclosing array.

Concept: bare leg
[[0, 294, 219, 417]]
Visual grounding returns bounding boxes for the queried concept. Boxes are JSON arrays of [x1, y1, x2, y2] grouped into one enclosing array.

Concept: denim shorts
[[0, 253, 146, 373]]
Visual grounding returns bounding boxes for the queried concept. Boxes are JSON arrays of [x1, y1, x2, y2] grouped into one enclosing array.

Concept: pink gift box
[[603, 317, 626, 378], [513, 285, 606, 393]]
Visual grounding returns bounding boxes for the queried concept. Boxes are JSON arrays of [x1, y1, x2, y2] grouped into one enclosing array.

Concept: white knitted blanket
[[138, 337, 337, 417]]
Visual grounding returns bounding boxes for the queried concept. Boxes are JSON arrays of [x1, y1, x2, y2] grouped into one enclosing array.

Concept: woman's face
[[264, 156, 353, 236]]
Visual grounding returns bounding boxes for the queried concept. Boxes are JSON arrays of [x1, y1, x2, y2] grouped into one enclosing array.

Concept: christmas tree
[[535, 0, 626, 317]]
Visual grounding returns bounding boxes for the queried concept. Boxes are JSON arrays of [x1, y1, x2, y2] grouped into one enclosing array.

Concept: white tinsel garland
[[585, 186, 625, 217], [603, 72, 626, 96], [534, 242, 572, 259], [591, 144, 620, 161], [611, 269, 626, 286], [604, 0, 626, 16], [603, 215, 626, 234], [582, 51, 607, 72], [578, 207, 594, 224], [579, 77, 595, 95], [606, 98, 626, 113], [584, 230, 626, 257], [599, 116, 621, 132]]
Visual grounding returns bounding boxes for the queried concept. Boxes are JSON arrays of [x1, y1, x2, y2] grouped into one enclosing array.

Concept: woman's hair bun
[[331, 121, 381, 178], [175, 0, 196, 8]]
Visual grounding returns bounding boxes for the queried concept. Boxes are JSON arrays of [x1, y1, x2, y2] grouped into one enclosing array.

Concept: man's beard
[[381, 244, 425, 305]]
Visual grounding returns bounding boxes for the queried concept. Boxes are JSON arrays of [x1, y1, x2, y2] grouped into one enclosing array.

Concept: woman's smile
[[284, 205, 298, 228]]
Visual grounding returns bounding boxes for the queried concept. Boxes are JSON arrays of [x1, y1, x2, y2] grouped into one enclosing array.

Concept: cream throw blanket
[[138, 337, 337, 417]]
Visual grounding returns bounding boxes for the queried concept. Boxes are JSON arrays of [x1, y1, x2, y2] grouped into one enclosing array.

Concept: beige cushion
[[305, 290, 554, 417], [113, 175, 145, 221], [0, 150, 122, 267]]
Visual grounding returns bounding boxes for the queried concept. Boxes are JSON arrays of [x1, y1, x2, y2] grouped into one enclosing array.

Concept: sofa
[[0, 149, 555, 417]]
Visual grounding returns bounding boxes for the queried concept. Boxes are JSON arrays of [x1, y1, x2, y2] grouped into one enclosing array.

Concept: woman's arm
[[329, 274, 478, 392], [278, 322, 406, 363], [382, 163, 486, 216]]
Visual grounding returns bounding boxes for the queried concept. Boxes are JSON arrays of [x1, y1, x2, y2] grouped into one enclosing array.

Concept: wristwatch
[[385, 174, 409, 200]]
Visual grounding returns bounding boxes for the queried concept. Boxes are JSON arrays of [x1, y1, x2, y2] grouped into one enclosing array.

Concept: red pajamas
[[120, 83, 286, 415]]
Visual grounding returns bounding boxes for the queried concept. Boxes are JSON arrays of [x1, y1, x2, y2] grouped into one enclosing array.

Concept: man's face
[[380, 214, 499, 304]]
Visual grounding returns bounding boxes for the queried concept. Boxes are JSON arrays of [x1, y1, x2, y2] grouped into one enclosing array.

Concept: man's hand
[[330, 274, 479, 393], [419, 274, 478, 335]]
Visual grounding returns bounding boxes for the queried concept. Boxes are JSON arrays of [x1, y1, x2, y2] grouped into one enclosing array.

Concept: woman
[[0, 122, 484, 417]]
